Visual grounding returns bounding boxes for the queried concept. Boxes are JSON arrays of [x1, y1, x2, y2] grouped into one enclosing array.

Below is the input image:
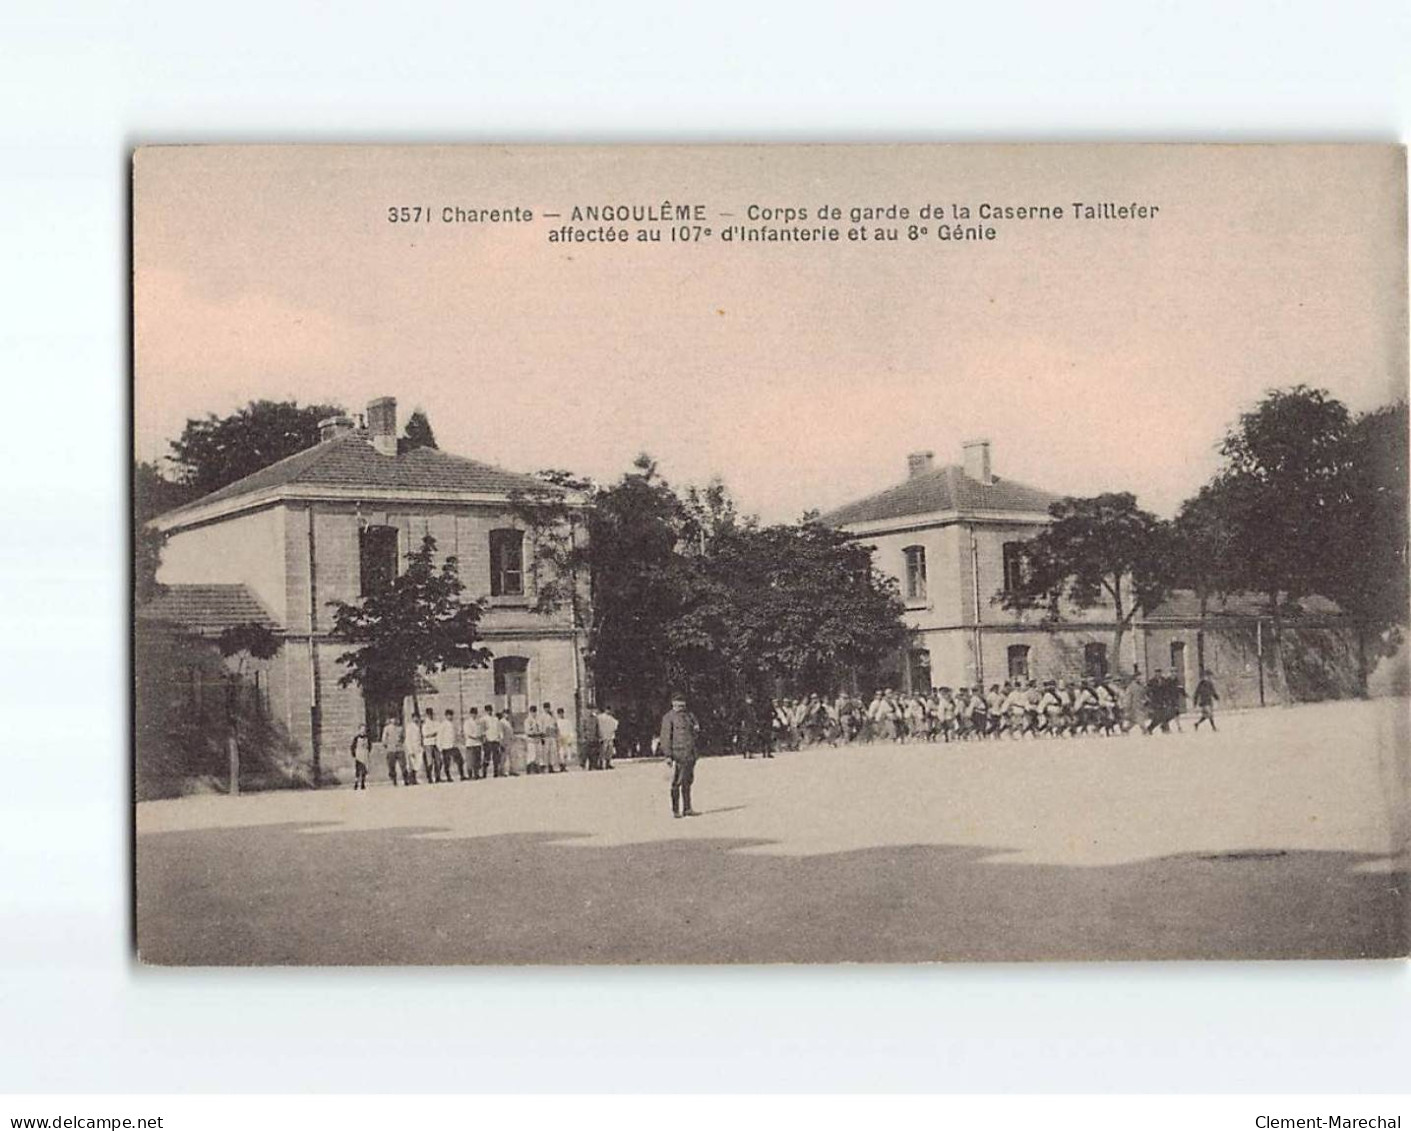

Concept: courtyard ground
[[135, 698, 1410, 965]]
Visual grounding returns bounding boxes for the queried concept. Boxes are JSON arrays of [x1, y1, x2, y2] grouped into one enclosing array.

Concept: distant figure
[[524, 705, 545, 773], [482, 706, 504, 777], [659, 692, 701, 818], [406, 712, 424, 783], [440, 709, 465, 781], [349, 724, 370, 790], [1145, 671, 1182, 734], [597, 706, 619, 769], [423, 707, 444, 783], [1193, 671, 1220, 731], [541, 702, 564, 773], [464, 706, 485, 779], [579, 706, 600, 770], [556, 706, 576, 771], [381, 716, 409, 785], [1121, 672, 1147, 734]]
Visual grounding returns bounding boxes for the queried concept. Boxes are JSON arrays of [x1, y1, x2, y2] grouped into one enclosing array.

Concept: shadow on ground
[[135, 822, 1408, 966]]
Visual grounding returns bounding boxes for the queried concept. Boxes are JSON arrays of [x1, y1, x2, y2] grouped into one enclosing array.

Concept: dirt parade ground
[[135, 698, 1410, 965]]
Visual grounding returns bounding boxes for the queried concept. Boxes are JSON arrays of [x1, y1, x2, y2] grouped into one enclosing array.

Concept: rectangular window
[[1084, 642, 1108, 680], [1007, 644, 1030, 680], [1170, 641, 1187, 689], [908, 648, 933, 693], [1002, 542, 1028, 593], [903, 545, 927, 602], [359, 525, 400, 596], [489, 528, 525, 597]]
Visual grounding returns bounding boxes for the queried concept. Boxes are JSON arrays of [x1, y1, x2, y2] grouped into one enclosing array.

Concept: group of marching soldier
[[769, 670, 1217, 749]]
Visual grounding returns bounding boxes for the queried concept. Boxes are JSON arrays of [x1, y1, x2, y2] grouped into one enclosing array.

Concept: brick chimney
[[318, 414, 354, 442], [962, 439, 993, 484], [367, 397, 398, 457], [907, 450, 935, 479]]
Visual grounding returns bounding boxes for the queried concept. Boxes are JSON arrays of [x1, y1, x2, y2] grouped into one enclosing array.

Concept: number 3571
[[387, 206, 432, 223]]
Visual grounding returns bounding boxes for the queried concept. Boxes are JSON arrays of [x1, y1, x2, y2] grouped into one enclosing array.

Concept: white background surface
[[0, 0, 1408, 1094]]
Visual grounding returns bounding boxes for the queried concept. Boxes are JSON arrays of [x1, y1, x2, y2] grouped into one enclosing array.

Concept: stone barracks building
[[822, 441, 1357, 708], [146, 396, 590, 778]]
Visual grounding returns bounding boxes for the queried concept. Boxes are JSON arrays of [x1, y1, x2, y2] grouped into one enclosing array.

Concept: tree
[[216, 622, 283, 794], [1171, 480, 1240, 615], [1321, 401, 1410, 686], [327, 534, 492, 717], [996, 492, 1172, 664], [579, 455, 692, 755], [669, 518, 907, 748], [133, 460, 197, 605], [590, 461, 906, 753], [506, 469, 596, 618], [169, 399, 343, 497], [401, 408, 438, 451], [500, 454, 909, 755], [1213, 385, 1353, 628]]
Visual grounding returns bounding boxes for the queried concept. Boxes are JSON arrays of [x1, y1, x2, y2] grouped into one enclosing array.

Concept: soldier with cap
[[659, 692, 701, 818]]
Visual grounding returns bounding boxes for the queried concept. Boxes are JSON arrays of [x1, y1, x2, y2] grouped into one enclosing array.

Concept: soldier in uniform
[[349, 723, 370, 790], [660, 692, 701, 818], [378, 716, 402, 785], [1193, 671, 1220, 731], [404, 711, 423, 784], [421, 708, 443, 783]]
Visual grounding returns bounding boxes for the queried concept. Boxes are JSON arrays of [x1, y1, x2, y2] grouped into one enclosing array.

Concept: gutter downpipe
[[969, 525, 984, 686], [307, 505, 322, 785]]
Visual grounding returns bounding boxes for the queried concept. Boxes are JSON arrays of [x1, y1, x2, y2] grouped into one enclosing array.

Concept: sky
[[134, 145, 1407, 521]]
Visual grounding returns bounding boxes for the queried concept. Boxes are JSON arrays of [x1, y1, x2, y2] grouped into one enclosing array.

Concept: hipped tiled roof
[[157, 431, 557, 523], [822, 464, 1062, 527], [136, 584, 278, 632]]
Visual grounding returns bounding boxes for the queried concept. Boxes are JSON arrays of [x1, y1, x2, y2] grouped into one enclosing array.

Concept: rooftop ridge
[[152, 430, 563, 526], [821, 460, 1061, 528]]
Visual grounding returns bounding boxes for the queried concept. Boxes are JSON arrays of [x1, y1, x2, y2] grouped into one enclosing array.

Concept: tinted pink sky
[[134, 145, 1407, 521]]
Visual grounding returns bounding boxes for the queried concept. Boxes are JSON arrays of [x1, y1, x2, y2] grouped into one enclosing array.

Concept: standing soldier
[[523, 704, 545, 773], [660, 692, 701, 818], [580, 703, 601, 770], [483, 705, 506, 777], [464, 706, 485, 780], [349, 723, 370, 790], [405, 711, 424, 784], [482, 705, 505, 778], [439, 708, 465, 781], [1193, 671, 1220, 732], [381, 714, 408, 786], [542, 703, 564, 773], [555, 706, 576, 771], [597, 704, 619, 769], [1120, 671, 1146, 734], [422, 707, 444, 783]]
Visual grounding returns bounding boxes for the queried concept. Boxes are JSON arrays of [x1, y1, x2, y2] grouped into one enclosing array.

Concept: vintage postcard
[[132, 144, 1409, 964]]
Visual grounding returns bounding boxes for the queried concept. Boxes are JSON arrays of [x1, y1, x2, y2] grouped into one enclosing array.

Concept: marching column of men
[[767, 669, 1213, 749]]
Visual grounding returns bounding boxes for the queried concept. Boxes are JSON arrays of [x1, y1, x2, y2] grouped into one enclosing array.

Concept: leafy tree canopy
[[401, 408, 438, 451], [526, 454, 908, 753], [217, 622, 283, 662], [134, 460, 198, 605], [1173, 386, 1406, 687], [328, 534, 492, 712], [169, 399, 343, 497], [996, 491, 1171, 658], [1212, 384, 1354, 609]]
